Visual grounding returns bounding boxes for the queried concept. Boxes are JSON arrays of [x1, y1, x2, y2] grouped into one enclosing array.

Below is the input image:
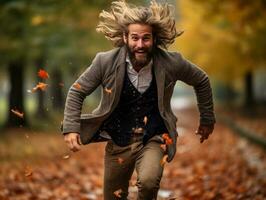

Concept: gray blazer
[[62, 45, 215, 161]]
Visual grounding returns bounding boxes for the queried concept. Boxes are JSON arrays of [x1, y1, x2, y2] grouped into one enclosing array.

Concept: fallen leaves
[[160, 155, 168, 166], [117, 157, 124, 164], [63, 155, 70, 160], [104, 88, 112, 94], [28, 82, 48, 93], [162, 133, 173, 145], [38, 69, 49, 79], [11, 109, 24, 119], [73, 83, 81, 90], [143, 116, 148, 125], [113, 189, 123, 198], [24, 166, 33, 177], [160, 144, 167, 152]]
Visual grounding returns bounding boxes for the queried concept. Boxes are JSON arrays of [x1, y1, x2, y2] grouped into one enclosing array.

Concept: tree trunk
[[34, 57, 49, 119], [6, 60, 27, 127], [51, 68, 64, 111], [244, 70, 254, 106]]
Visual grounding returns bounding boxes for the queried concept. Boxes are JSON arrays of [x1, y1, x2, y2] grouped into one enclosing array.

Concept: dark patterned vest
[[99, 67, 168, 146]]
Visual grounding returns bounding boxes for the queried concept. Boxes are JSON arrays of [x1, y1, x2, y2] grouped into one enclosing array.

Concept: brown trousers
[[104, 135, 165, 200]]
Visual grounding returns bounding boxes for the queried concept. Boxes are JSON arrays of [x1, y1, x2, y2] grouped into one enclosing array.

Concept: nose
[[136, 39, 144, 48]]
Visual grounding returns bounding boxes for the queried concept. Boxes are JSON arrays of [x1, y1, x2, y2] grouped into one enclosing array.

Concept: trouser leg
[[104, 141, 135, 200], [135, 135, 165, 200]]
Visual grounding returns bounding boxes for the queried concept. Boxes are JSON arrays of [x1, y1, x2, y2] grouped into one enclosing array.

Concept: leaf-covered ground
[[0, 107, 265, 200]]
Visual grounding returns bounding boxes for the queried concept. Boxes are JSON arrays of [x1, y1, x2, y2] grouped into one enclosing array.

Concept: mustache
[[133, 48, 149, 53]]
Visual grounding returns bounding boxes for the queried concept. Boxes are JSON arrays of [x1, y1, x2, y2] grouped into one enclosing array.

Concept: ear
[[123, 33, 127, 44]]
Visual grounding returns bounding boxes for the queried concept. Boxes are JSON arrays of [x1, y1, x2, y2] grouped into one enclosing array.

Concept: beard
[[126, 43, 153, 68]]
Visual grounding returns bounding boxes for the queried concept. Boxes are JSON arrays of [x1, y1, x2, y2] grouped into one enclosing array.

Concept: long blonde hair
[[96, 0, 183, 49]]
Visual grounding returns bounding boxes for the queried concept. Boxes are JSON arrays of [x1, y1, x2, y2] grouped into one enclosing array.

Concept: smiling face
[[123, 23, 154, 69]]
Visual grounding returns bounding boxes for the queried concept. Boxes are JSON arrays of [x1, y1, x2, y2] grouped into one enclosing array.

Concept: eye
[[131, 36, 138, 41], [143, 37, 150, 41]]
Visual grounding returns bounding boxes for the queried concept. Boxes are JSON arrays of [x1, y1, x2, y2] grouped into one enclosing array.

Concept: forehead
[[127, 23, 153, 35]]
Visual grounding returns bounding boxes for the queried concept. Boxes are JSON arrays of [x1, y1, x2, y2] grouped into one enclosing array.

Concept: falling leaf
[[117, 157, 124, 164], [63, 155, 70, 160], [11, 109, 24, 119], [160, 144, 167, 152], [38, 69, 49, 79], [130, 179, 137, 186], [160, 155, 168, 166], [73, 83, 81, 90], [24, 166, 33, 177], [31, 82, 48, 92], [113, 189, 122, 198], [105, 88, 112, 94], [162, 133, 173, 145], [133, 127, 144, 134], [25, 134, 29, 139], [143, 116, 148, 125]]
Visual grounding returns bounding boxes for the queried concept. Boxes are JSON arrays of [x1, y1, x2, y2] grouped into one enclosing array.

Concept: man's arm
[[175, 53, 216, 142], [62, 53, 102, 150]]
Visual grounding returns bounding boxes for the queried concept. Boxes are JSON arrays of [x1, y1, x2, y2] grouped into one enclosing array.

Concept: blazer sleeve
[[62, 53, 103, 134], [174, 52, 216, 125]]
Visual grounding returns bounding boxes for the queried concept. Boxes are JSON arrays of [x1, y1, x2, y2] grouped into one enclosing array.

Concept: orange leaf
[[162, 133, 173, 145], [38, 69, 49, 79], [113, 189, 123, 198], [11, 109, 24, 118], [105, 88, 112, 94], [63, 154, 70, 160], [160, 144, 167, 152], [31, 82, 48, 92], [117, 157, 124, 164], [24, 166, 33, 177], [73, 83, 81, 90], [160, 155, 168, 166], [143, 116, 148, 125]]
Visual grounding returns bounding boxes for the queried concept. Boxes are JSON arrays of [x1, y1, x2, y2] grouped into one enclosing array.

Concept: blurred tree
[[175, 0, 266, 106], [0, 1, 29, 127]]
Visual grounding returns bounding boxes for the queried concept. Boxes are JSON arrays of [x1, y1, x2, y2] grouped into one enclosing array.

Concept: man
[[62, 1, 215, 199]]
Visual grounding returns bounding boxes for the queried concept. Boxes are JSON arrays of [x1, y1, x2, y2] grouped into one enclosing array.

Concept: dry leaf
[[160, 155, 168, 166], [117, 157, 124, 164], [105, 88, 112, 94], [38, 69, 49, 79], [63, 155, 70, 160], [160, 144, 167, 152], [11, 109, 24, 119], [143, 116, 148, 125], [24, 166, 33, 177], [113, 189, 122, 198], [133, 127, 144, 134], [73, 83, 81, 90], [162, 133, 173, 145], [31, 82, 48, 92]]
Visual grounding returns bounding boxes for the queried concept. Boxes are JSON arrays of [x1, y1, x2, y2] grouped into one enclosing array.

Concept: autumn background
[[0, 0, 265, 199]]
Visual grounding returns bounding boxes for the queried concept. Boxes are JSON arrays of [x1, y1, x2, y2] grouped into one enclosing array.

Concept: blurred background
[[0, 0, 265, 129], [0, 0, 265, 199]]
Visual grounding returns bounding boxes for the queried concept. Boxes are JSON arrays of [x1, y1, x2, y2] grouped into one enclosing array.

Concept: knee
[[138, 175, 160, 191]]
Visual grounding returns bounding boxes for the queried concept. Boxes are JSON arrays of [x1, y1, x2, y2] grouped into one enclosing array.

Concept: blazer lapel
[[110, 46, 127, 111], [153, 53, 165, 113]]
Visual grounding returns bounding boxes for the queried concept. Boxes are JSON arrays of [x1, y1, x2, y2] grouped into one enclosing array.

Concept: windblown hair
[[96, 0, 183, 49]]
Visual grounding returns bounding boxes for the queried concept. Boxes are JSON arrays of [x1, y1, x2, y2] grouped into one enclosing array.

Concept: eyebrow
[[130, 33, 152, 37]]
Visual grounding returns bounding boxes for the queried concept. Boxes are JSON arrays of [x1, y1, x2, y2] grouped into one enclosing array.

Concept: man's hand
[[195, 124, 214, 143], [64, 132, 82, 152]]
